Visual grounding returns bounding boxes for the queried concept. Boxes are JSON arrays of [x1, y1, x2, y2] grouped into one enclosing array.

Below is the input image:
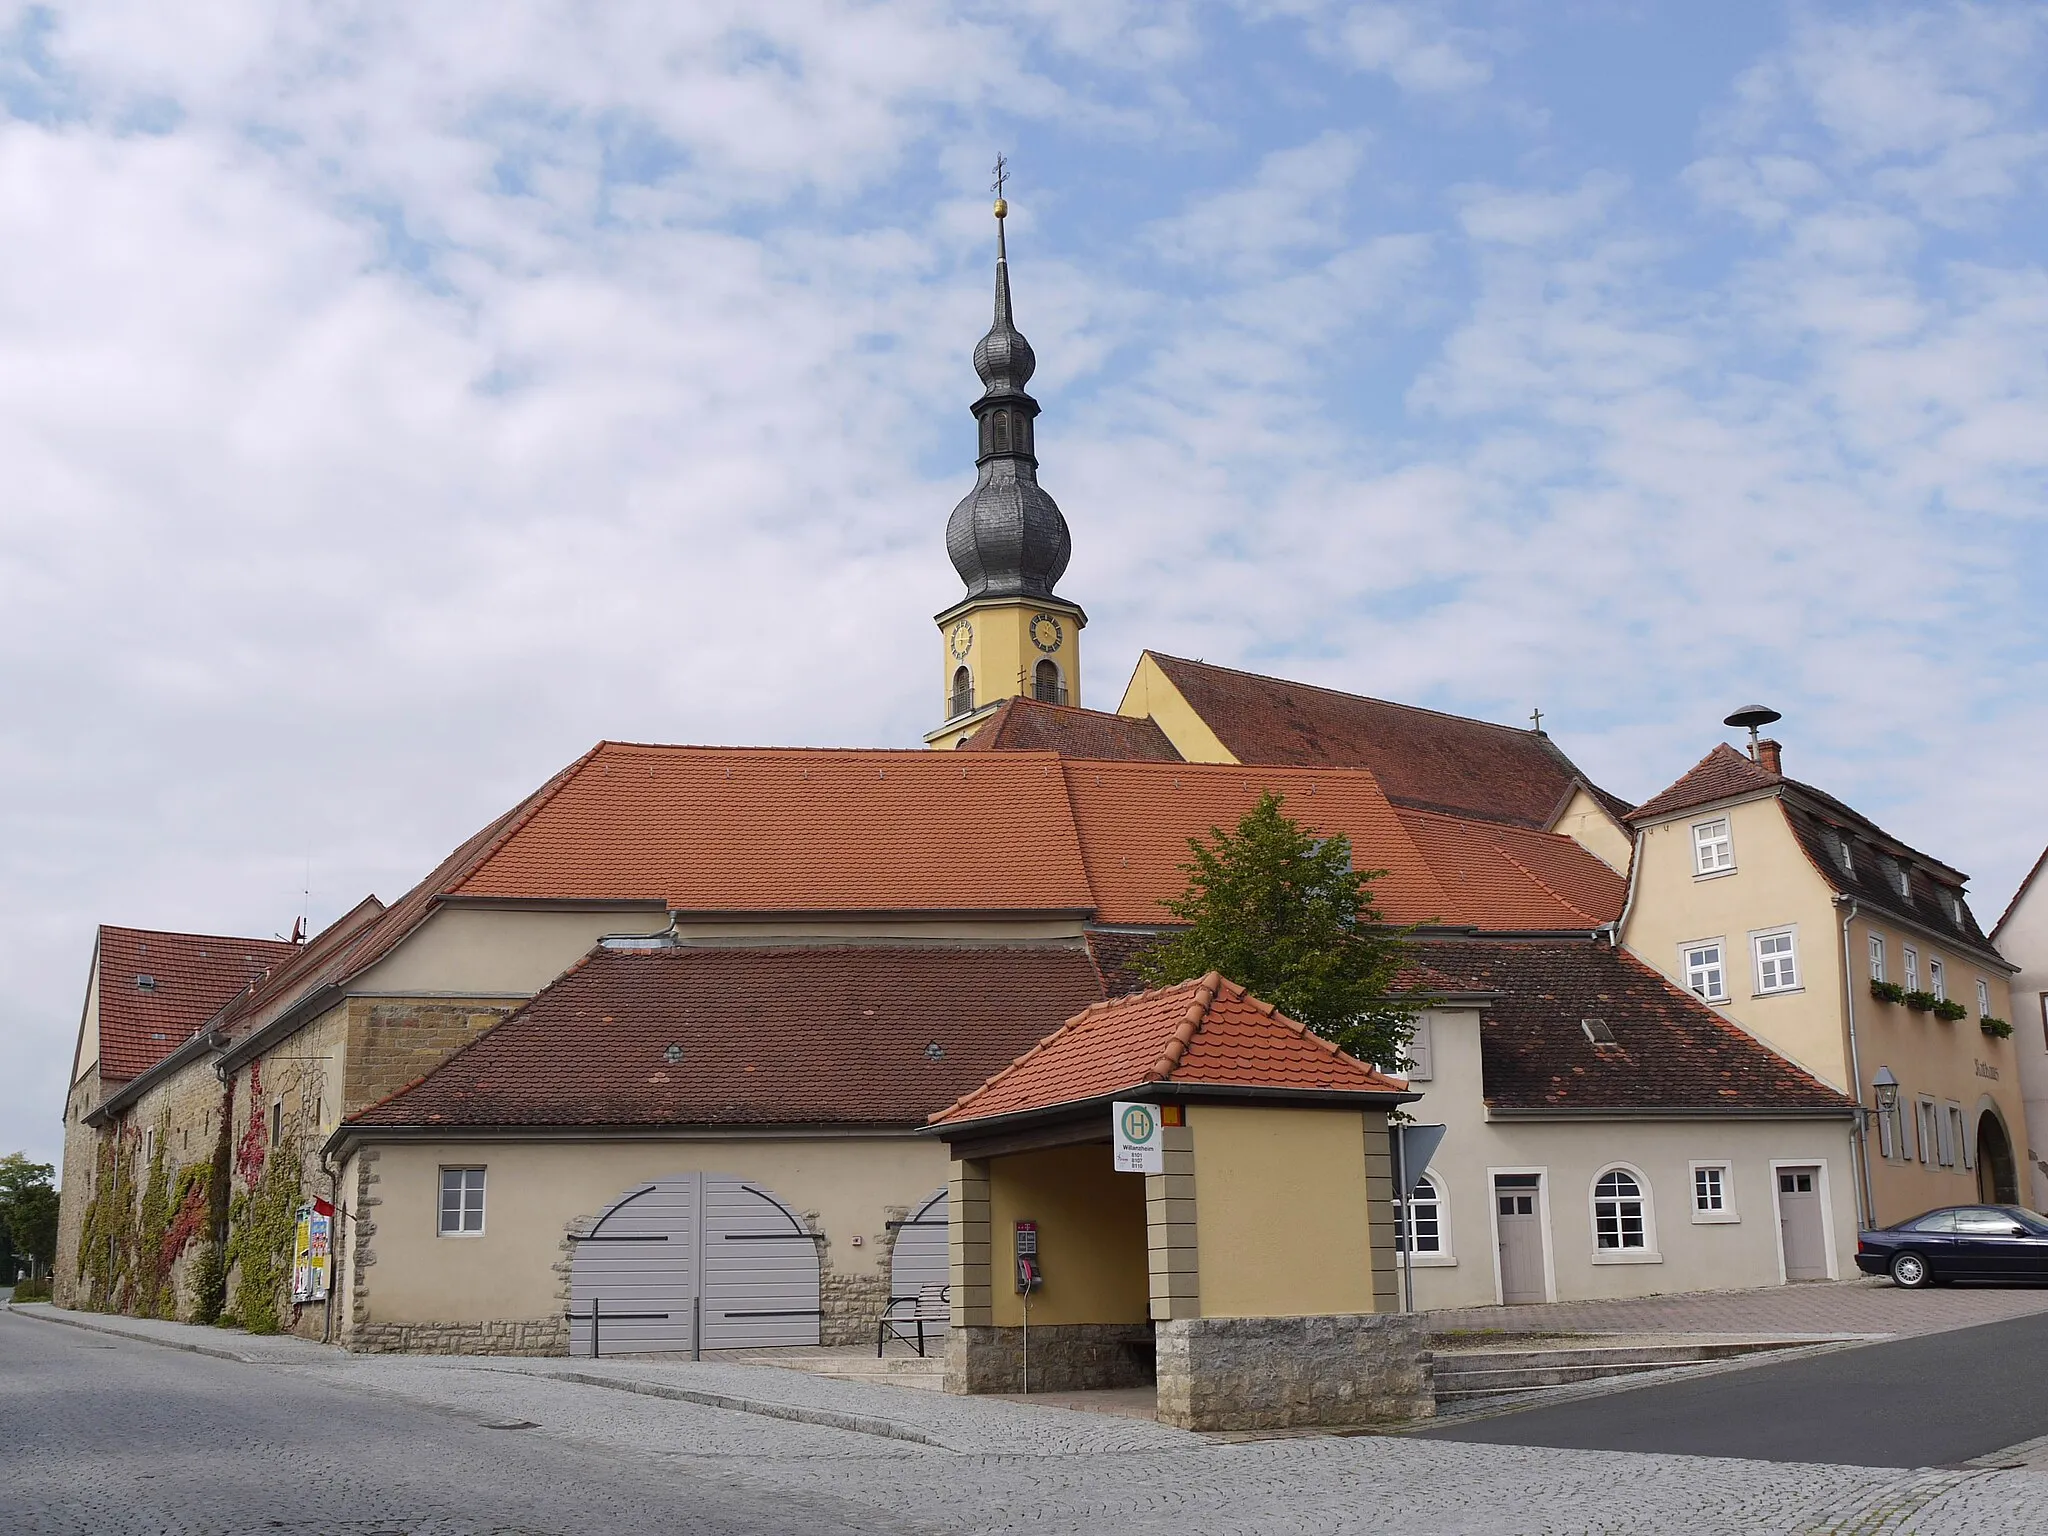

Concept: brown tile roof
[[930, 973, 1409, 1126], [1627, 744, 2001, 964], [1143, 652, 1623, 831], [958, 699, 1182, 760], [451, 744, 1096, 912], [1084, 928, 1481, 1002], [1061, 761, 1622, 931], [1626, 743, 1780, 823], [344, 944, 1110, 1131], [1417, 938, 1853, 1114], [90, 926, 298, 1082]]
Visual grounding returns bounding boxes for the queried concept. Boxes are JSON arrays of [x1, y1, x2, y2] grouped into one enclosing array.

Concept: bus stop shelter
[[925, 972, 1435, 1431]]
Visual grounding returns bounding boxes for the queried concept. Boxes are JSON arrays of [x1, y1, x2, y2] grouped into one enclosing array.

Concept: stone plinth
[[944, 1323, 1155, 1394], [1154, 1313, 1433, 1431]]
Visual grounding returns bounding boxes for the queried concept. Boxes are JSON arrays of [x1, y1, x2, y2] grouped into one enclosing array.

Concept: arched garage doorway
[[888, 1187, 949, 1313], [568, 1173, 821, 1357], [1977, 1110, 2020, 1205]]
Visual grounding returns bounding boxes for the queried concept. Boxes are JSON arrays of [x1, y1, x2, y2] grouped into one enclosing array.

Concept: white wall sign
[[1113, 1101, 1163, 1174]]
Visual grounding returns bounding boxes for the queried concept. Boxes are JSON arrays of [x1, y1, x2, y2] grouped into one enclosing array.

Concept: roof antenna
[[1723, 704, 1782, 763]]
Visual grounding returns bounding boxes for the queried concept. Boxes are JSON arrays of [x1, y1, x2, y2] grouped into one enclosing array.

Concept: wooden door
[[1494, 1176, 1546, 1304], [1776, 1167, 1828, 1281]]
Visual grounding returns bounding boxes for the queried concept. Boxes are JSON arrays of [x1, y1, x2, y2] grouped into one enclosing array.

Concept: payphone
[[1014, 1220, 1042, 1293]]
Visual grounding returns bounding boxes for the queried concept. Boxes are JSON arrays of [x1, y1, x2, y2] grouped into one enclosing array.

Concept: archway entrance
[[1977, 1112, 2020, 1205]]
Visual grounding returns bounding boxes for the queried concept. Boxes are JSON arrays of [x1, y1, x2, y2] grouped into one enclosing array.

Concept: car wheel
[[1890, 1251, 1932, 1289]]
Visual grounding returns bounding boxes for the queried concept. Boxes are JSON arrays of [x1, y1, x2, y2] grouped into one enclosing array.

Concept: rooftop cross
[[1529, 707, 1544, 732]]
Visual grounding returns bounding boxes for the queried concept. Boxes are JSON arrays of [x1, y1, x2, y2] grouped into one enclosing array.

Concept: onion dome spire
[[945, 159, 1071, 601]]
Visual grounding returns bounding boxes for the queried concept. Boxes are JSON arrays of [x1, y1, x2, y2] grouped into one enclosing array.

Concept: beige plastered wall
[[352, 904, 669, 997], [932, 596, 1085, 741], [984, 1142, 1149, 1327], [1997, 876, 2048, 1208], [1115, 653, 1237, 764], [1189, 1104, 1380, 1318], [1406, 1006, 1857, 1307], [1550, 786, 1633, 875], [74, 958, 102, 1078], [1622, 796, 1850, 1090], [350, 1136, 952, 1329], [1853, 910, 2023, 1223]]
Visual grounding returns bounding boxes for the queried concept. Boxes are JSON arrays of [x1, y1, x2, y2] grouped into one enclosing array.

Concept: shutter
[[1406, 1016, 1433, 1082]]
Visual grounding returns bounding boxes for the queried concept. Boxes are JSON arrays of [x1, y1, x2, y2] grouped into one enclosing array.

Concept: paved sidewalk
[[1427, 1276, 2048, 1339], [10, 1300, 343, 1364]]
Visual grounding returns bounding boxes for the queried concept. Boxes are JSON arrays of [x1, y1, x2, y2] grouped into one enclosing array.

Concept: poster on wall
[[291, 1199, 333, 1304]]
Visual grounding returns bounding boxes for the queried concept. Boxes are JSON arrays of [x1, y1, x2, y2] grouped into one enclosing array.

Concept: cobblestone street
[[13, 1304, 2048, 1535]]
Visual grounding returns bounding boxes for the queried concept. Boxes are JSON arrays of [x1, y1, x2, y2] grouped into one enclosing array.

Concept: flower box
[[1904, 990, 1938, 1013], [1933, 998, 1968, 1022], [1981, 1015, 2014, 1039], [1870, 980, 1906, 1005]]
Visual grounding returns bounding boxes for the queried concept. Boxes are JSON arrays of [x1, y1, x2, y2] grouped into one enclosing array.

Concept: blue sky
[[3, 1, 2046, 1167]]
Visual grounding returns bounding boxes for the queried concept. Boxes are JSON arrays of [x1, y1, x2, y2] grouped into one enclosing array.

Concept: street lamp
[[1873, 1067, 1899, 1115]]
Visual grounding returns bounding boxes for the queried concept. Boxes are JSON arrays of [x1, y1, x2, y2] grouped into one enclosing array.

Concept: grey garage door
[[888, 1187, 950, 1316], [570, 1173, 821, 1357]]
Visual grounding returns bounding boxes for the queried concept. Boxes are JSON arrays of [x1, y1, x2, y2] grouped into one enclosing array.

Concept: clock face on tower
[[948, 620, 974, 660], [1029, 613, 1063, 653]]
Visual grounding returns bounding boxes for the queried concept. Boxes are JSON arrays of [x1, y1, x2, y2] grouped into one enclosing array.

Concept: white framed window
[[1683, 940, 1728, 1003], [1692, 818, 1735, 876], [1889, 860, 1912, 901], [1689, 1161, 1738, 1224], [439, 1167, 487, 1236], [1930, 959, 1946, 1003], [1868, 934, 1885, 983], [1591, 1166, 1658, 1260], [1917, 1099, 1941, 1166], [1395, 1172, 1454, 1266], [1978, 979, 1992, 1019], [1903, 947, 1920, 993], [1405, 1015, 1433, 1082], [1832, 834, 1855, 875], [1752, 929, 1799, 994]]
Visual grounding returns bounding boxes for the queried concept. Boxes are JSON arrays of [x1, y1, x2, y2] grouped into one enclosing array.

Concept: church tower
[[924, 175, 1085, 749]]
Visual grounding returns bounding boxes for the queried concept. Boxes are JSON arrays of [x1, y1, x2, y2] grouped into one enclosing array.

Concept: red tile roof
[[343, 944, 1110, 1131], [1061, 761, 1622, 931], [930, 972, 1409, 1126], [1394, 807, 1627, 929], [958, 698, 1183, 760], [1417, 938, 1853, 1114], [90, 926, 297, 1082], [1143, 652, 1622, 831], [451, 744, 1096, 912]]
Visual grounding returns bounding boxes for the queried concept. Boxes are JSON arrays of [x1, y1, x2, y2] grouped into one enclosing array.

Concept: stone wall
[[52, 1067, 103, 1308], [1154, 1313, 1434, 1431], [343, 1000, 516, 1115], [945, 1323, 1155, 1394], [349, 1318, 569, 1355]]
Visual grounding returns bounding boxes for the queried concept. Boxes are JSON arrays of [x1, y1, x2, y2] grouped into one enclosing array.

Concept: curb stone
[[541, 1368, 953, 1449], [7, 1301, 299, 1365]]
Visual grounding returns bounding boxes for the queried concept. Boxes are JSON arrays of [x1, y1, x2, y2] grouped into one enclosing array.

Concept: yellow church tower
[[924, 172, 1085, 749]]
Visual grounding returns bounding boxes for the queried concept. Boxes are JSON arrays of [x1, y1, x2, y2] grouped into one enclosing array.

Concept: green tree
[[0, 1153, 60, 1281], [1135, 792, 1420, 1068]]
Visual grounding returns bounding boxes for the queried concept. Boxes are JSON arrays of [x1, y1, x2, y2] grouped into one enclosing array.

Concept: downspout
[[1838, 896, 1875, 1231], [319, 1146, 340, 1346], [1606, 827, 1647, 947]]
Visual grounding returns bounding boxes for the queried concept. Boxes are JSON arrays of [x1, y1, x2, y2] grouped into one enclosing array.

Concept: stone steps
[[1432, 1338, 1809, 1403]]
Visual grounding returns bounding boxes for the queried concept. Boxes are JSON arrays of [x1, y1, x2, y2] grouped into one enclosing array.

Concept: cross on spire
[[1529, 707, 1544, 733], [991, 152, 1008, 201]]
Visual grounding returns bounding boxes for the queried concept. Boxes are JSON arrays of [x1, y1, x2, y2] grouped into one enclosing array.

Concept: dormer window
[[1946, 891, 1965, 926], [1692, 818, 1734, 876], [1888, 860, 1911, 901], [1830, 833, 1854, 875]]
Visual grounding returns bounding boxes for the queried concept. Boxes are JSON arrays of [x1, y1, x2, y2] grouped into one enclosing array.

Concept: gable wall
[[1116, 654, 1237, 765], [1995, 876, 2048, 1207], [1550, 785, 1633, 875]]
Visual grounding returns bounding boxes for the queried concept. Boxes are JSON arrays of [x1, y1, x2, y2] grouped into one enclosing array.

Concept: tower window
[[950, 666, 973, 718], [991, 412, 1011, 452], [1033, 659, 1064, 704]]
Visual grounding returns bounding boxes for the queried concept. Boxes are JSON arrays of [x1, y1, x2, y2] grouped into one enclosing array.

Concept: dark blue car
[[1856, 1205, 2048, 1288]]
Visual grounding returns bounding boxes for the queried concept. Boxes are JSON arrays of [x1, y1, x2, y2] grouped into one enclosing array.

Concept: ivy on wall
[[225, 1132, 303, 1335], [75, 1132, 139, 1312]]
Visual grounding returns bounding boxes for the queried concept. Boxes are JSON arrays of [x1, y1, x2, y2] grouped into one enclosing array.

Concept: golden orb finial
[[993, 197, 1008, 219]]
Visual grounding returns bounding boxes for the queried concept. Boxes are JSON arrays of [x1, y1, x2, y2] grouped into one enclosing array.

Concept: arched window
[[1394, 1172, 1445, 1256], [1033, 658, 1063, 704], [990, 411, 1011, 452], [1592, 1168, 1650, 1251], [950, 666, 973, 718]]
